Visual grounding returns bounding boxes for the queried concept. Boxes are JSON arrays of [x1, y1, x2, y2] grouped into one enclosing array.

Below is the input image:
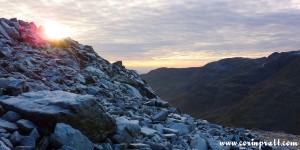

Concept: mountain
[[0, 17, 280, 149], [142, 51, 300, 135]]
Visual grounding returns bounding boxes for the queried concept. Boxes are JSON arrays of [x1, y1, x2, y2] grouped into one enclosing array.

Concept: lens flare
[[42, 20, 71, 39]]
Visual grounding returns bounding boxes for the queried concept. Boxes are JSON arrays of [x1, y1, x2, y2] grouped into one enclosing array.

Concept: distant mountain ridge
[[141, 51, 300, 135]]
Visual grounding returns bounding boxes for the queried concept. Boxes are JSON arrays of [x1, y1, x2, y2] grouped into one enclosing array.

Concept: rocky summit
[[0, 17, 280, 150]]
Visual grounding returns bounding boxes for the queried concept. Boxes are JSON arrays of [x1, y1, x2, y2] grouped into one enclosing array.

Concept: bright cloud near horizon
[[1, 0, 300, 73]]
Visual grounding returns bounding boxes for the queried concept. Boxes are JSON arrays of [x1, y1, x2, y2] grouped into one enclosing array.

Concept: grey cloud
[[1, 0, 300, 72]]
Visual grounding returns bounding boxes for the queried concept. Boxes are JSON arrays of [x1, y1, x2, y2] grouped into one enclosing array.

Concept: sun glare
[[43, 20, 71, 39]]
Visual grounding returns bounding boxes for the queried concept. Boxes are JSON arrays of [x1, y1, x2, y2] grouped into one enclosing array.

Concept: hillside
[[142, 51, 300, 135], [0, 17, 281, 149]]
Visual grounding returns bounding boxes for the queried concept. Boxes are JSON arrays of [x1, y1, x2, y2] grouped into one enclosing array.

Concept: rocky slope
[[142, 51, 300, 135], [0, 17, 282, 150]]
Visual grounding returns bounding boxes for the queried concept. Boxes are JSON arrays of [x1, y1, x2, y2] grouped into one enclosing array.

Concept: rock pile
[[0, 18, 271, 150]]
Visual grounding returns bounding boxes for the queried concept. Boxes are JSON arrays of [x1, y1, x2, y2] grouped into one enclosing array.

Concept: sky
[[1, 0, 300, 73]]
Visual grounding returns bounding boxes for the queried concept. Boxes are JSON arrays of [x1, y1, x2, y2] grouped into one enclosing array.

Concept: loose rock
[[50, 123, 94, 150]]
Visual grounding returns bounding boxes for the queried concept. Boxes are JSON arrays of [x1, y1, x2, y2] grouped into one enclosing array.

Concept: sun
[[42, 20, 71, 39]]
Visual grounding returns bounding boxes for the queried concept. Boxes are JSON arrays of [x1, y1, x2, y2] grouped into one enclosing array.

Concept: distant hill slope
[[141, 51, 300, 135]]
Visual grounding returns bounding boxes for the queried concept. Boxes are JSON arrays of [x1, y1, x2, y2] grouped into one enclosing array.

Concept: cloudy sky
[[1, 0, 300, 73]]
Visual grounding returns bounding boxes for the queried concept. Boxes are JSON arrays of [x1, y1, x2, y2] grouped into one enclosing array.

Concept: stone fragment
[[190, 136, 208, 150], [16, 119, 37, 134], [152, 110, 168, 121], [50, 123, 94, 150], [141, 127, 157, 137], [0, 137, 13, 149], [0, 77, 29, 96], [169, 123, 189, 135], [20, 136, 35, 147], [0, 140, 10, 150], [2, 111, 21, 123], [0, 118, 18, 132]]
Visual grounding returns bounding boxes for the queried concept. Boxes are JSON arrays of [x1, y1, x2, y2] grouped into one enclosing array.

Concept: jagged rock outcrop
[[0, 18, 284, 150]]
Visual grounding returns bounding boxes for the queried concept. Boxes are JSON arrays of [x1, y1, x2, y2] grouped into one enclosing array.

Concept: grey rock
[[113, 61, 123, 68], [50, 123, 93, 150], [28, 128, 40, 140], [0, 137, 13, 149], [0, 128, 6, 133], [206, 138, 223, 150], [84, 66, 106, 77], [94, 144, 104, 150], [144, 142, 168, 150], [179, 138, 190, 149], [153, 99, 169, 108], [163, 142, 173, 150], [237, 128, 246, 135], [11, 21, 21, 30], [169, 123, 189, 135], [208, 128, 221, 136], [115, 117, 141, 143], [124, 84, 142, 98], [16, 119, 37, 134], [112, 143, 127, 150], [185, 116, 195, 125], [190, 137, 208, 150], [20, 136, 35, 147], [76, 74, 85, 84], [86, 86, 101, 95], [0, 140, 10, 150], [234, 134, 240, 142], [0, 91, 116, 142], [153, 124, 164, 134], [85, 75, 96, 84], [0, 46, 11, 57], [24, 59, 33, 67], [10, 131, 22, 145], [36, 137, 49, 150], [75, 84, 87, 91], [110, 134, 122, 144], [100, 143, 113, 150], [2, 111, 21, 123], [0, 20, 20, 39], [60, 145, 76, 150], [0, 118, 18, 132], [163, 134, 176, 139], [0, 23, 10, 39], [141, 127, 157, 137], [163, 128, 179, 135], [226, 134, 234, 141], [152, 110, 168, 121], [0, 133, 10, 139], [0, 77, 29, 96], [13, 146, 34, 150], [128, 143, 150, 149], [0, 105, 4, 116]]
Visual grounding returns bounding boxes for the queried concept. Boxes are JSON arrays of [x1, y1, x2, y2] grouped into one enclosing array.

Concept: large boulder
[[0, 90, 116, 142]]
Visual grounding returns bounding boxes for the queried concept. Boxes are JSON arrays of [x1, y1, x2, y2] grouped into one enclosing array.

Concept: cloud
[[1, 0, 300, 73]]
